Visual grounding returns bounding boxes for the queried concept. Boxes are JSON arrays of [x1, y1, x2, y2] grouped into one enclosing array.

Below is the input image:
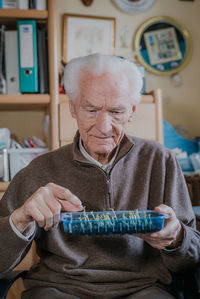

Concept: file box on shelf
[[0, 149, 9, 181], [8, 148, 48, 179]]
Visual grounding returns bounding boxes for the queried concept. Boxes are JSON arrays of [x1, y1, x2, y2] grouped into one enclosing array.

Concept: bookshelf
[[0, 0, 59, 192]]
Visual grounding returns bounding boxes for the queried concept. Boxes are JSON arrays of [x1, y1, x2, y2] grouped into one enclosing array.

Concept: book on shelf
[[29, 0, 46, 10], [5, 30, 20, 94], [1, 0, 17, 8], [17, 20, 39, 93], [18, 0, 29, 9], [0, 24, 6, 94], [37, 26, 49, 93], [0, 0, 46, 9]]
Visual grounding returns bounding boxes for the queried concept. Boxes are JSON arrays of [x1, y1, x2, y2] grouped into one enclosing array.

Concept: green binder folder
[[17, 20, 38, 93]]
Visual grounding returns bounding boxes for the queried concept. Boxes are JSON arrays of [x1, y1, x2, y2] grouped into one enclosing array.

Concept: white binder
[[35, 0, 46, 10], [2, 0, 17, 8], [5, 30, 20, 94], [17, 0, 28, 9]]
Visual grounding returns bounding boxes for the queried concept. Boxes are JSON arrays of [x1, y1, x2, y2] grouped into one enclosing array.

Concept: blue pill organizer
[[60, 210, 169, 236]]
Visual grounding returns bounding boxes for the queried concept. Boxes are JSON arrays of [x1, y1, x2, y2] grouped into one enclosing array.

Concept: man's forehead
[[77, 70, 132, 107], [79, 71, 130, 96]]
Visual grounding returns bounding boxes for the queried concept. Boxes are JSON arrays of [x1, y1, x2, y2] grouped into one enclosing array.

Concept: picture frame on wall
[[63, 14, 115, 63], [134, 16, 192, 75], [144, 27, 182, 66]]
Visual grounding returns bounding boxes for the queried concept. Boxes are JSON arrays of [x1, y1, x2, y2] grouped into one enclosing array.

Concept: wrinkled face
[[69, 71, 135, 164]]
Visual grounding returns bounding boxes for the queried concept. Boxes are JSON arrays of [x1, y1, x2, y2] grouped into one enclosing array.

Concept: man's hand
[[137, 204, 184, 250], [11, 183, 83, 233]]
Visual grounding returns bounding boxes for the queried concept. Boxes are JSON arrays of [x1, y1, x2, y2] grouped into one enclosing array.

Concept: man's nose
[[95, 111, 112, 134]]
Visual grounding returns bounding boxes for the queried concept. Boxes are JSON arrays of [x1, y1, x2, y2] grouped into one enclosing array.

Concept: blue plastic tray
[[60, 210, 169, 236]]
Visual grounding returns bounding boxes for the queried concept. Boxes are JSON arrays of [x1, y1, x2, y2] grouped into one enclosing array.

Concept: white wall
[[56, 0, 200, 139]]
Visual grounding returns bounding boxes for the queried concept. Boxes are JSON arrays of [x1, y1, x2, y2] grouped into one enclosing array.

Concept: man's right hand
[[11, 183, 83, 233]]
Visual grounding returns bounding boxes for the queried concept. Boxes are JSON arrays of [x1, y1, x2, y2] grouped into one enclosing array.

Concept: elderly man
[[0, 53, 199, 299]]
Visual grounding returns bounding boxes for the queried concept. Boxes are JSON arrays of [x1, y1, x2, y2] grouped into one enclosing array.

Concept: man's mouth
[[92, 136, 113, 139]]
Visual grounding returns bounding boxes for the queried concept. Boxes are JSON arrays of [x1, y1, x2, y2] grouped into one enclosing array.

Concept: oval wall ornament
[[112, 0, 155, 14], [134, 16, 192, 75]]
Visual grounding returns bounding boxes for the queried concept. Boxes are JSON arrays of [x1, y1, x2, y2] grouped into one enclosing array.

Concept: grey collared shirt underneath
[[79, 137, 119, 174]]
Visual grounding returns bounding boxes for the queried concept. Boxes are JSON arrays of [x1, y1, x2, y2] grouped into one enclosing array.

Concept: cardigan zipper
[[93, 166, 112, 208], [106, 177, 111, 208], [74, 160, 112, 208]]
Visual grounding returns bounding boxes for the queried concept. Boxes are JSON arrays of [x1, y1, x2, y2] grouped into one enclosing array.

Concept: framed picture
[[134, 16, 192, 75], [63, 14, 115, 63]]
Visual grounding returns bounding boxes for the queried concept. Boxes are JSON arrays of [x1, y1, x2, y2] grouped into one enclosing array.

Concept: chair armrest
[[0, 270, 28, 299]]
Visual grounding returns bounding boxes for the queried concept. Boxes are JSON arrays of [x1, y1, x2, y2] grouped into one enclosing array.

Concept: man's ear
[[128, 106, 136, 122], [69, 101, 77, 119]]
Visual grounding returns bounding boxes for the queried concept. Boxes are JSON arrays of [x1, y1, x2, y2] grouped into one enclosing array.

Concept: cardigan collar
[[72, 130, 135, 167]]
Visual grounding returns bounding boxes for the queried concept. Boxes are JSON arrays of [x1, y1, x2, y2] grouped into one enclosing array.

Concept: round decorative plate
[[134, 16, 192, 75], [112, 0, 155, 14]]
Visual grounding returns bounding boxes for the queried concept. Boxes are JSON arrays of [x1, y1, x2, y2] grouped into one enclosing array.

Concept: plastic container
[[60, 210, 169, 236], [177, 157, 194, 172], [163, 120, 197, 155], [0, 148, 9, 181], [8, 148, 48, 179]]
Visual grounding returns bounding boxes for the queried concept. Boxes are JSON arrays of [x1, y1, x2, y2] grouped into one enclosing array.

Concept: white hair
[[64, 53, 143, 105]]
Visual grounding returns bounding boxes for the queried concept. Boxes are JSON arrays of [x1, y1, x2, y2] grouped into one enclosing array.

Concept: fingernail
[[76, 203, 83, 208], [151, 233, 157, 237], [75, 200, 82, 206]]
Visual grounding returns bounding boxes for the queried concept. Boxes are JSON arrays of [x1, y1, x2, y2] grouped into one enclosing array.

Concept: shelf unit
[[0, 0, 59, 192]]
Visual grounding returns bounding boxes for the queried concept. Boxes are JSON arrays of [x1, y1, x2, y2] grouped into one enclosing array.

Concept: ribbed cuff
[[9, 215, 36, 241]]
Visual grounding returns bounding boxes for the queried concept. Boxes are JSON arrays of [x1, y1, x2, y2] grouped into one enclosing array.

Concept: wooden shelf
[[0, 94, 50, 110], [0, 182, 10, 192], [0, 9, 48, 19], [0, 94, 50, 105]]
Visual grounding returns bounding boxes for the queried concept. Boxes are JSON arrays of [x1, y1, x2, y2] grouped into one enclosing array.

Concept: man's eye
[[111, 111, 122, 115]]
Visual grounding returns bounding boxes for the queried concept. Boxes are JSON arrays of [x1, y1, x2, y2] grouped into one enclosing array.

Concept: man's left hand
[[137, 204, 184, 250]]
